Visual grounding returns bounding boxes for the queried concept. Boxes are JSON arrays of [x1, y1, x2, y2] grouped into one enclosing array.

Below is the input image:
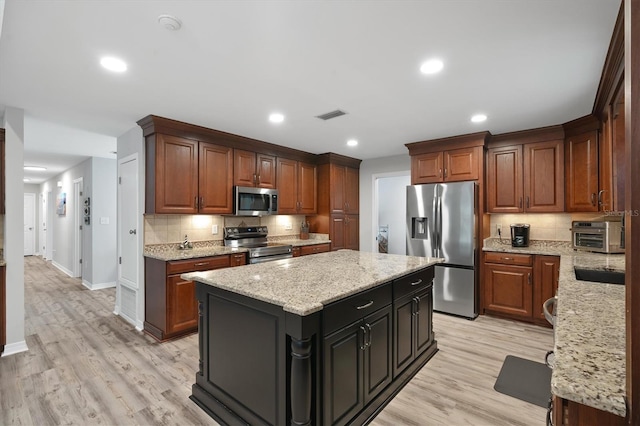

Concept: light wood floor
[[1, 256, 553, 425]]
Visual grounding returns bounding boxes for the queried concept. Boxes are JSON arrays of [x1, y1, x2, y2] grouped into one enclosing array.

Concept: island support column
[[286, 311, 321, 426]]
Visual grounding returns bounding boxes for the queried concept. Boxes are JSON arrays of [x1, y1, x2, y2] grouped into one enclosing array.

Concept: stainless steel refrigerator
[[406, 181, 478, 319]]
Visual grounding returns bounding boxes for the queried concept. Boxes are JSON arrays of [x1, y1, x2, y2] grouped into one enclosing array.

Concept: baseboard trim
[[51, 261, 74, 278], [82, 280, 116, 291], [1, 340, 29, 357]]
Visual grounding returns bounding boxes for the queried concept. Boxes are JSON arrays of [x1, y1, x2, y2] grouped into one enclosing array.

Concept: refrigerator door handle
[[436, 188, 443, 258], [431, 189, 438, 256]]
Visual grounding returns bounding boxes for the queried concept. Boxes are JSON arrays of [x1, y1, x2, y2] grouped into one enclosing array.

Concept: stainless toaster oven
[[570, 221, 624, 254]]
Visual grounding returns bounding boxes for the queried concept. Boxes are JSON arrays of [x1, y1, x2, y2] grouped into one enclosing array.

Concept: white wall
[[359, 154, 411, 253], [90, 157, 117, 287], [2, 107, 27, 356]]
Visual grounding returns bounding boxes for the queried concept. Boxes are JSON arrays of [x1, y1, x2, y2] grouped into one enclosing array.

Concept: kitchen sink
[[574, 267, 625, 285]]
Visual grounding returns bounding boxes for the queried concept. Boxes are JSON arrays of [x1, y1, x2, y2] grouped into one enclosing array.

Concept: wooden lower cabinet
[[323, 305, 393, 426], [144, 253, 246, 341], [483, 252, 559, 325], [553, 396, 626, 426], [292, 243, 331, 257], [330, 214, 359, 251], [393, 287, 433, 378]]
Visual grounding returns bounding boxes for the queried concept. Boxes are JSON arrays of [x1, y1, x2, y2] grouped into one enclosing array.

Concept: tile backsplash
[[489, 212, 608, 241], [144, 214, 308, 245]]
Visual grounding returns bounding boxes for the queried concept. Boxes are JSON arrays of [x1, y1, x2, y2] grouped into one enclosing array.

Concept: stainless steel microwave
[[233, 186, 278, 216], [571, 221, 624, 254]]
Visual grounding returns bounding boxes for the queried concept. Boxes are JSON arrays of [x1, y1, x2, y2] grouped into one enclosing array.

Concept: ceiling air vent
[[315, 109, 347, 121]]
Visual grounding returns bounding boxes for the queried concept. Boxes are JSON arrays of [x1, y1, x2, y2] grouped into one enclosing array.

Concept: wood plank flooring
[[1, 256, 553, 425]]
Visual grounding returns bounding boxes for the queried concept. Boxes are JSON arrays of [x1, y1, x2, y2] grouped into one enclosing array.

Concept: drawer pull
[[411, 279, 423, 286], [194, 262, 210, 267], [355, 300, 374, 310], [502, 257, 513, 261]]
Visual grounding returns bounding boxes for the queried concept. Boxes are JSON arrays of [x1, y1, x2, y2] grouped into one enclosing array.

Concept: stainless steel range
[[223, 226, 293, 264]]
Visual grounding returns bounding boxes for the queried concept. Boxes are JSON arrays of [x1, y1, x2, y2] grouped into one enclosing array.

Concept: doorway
[[39, 192, 47, 258], [73, 178, 83, 278], [24, 193, 36, 256], [374, 173, 410, 255]]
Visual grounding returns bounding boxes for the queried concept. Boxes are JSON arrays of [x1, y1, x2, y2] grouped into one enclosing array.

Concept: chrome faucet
[[178, 234, 193, 250]]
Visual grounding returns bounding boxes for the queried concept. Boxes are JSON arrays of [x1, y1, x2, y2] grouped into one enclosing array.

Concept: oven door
[[572, 230, 605, 251], [249, 253, 293, 264]]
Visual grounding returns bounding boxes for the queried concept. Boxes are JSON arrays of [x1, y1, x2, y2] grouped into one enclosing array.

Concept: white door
[[24, 193, 36, 256], [46, 190, 53, 260], [73, 178, 83, 277], [118, 156, 139, 289], [40, 192, 47, 258], [375, 173, 410, 255]]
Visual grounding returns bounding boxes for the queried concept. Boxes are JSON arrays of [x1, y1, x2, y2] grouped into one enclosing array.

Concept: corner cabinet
[[486, 127, 565, 213], [144, 253, 246, 341], [483, 252, 559, 326], [311, 153, 362, 251], [563, 116, 601, 212], [144, 133, 233, 214], [276, 158, 317, 214]]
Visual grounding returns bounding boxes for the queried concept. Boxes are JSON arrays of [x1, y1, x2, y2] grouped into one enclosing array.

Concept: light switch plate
[[100, 217, 109, 225], [285, 222, 293, 230], [212, 224, 218, 234]]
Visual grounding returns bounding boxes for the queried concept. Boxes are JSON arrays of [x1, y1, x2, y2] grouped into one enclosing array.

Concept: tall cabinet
[[309, 153, 361, 251]]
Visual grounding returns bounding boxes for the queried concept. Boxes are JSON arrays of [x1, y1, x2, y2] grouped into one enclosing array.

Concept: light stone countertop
[[0, 260, 5, 267], [483, 238, 626, 417], [182, 250, 443, 316], [143, 238, 330, 261]]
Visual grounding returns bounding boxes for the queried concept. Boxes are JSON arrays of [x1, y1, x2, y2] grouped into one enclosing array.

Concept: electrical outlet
[[212, 224, 218, 234], [496, 224, 502, 236], [285, 222, 293, 231]]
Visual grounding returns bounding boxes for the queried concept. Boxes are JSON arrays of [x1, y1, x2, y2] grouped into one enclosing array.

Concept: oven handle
[[570, 228, 605, 234], [249, 253, 294, 264]]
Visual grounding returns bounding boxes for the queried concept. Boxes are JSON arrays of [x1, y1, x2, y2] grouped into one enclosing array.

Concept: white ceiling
[[0, 0, 621, 183]]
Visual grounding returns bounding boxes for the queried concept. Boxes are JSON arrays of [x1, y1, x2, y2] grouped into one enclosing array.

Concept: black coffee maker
[[510, 224, 530, 247]]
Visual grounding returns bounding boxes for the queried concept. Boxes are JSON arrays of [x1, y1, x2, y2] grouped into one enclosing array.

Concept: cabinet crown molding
[[489, 125, 564, 147], [562, 114, 601, 137], [315, 152, 362, 168], [405, 131, 490, 156]]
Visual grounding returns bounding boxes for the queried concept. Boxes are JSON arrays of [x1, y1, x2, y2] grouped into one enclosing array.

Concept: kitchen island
[[182, 250, 442, 426]]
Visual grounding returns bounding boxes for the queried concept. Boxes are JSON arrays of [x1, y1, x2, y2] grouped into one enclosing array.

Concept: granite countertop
[[144, 238, 330, 261], [0, 259, 5, 267], [483, 238, 626, 417], [183, 250, 443, 316]]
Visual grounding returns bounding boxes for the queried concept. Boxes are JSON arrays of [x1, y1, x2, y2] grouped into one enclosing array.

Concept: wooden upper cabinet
[[565, 130, 599, 212], [411, 147, 480, 184], [199, 142, 233, 214], [151, 134, 199, 214], [329, 164, 359, 214], [411, 152, 443, 184], [524, 140, 564, 212], [487, 127, 564, 213], [444, 147, 480, 182], [276, 158, 317, 214], [146, 134, 233, 214], [487, 145, 523, 213], [233, 149, 276, 189]]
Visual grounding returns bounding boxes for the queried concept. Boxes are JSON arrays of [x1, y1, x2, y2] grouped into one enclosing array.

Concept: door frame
[[73, 177, 83, 277], [371, 171, 410, 255], [24, 192, 36, 256]]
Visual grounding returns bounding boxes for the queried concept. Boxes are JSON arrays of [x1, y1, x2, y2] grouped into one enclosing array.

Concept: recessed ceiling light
[[100, 56, 127, 73], [471, 114, 487, 123], [347, 139, 358, 147], [269, 113, 285, 124], [24, 166, 47, 171], [420, 59, 444, 75], [23, 178, 30, 182]]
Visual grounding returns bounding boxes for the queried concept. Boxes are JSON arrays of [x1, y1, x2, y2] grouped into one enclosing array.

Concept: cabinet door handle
[[411, 279, 423, 286], [199, 197, 203, 210], [256, 174, 261, 186], [444, 168, 447, 178], [253, 173, 257, 185], [526, 196, 530, 209], [195, 196, 199, 209], [519, 197, 523, 208], [194, 262, 210, 267], [355, 300, 374, 310], [528, 273, 532, 285], [366, 323, 372, 347], [439, 168, 442, 178], [415, 296, 421, 315], [598, 190, 605, 206], [591, 193, 596, 206], [360, 325, 368, 350]]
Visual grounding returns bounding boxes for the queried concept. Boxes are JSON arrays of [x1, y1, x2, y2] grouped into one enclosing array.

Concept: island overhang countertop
[[182, 250, 443, 316]]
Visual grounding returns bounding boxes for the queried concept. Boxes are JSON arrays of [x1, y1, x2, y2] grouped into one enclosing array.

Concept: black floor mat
[[494, 355, 552, 408]]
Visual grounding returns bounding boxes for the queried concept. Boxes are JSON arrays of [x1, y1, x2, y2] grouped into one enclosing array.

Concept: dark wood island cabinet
[[183, 251, 441, 425]]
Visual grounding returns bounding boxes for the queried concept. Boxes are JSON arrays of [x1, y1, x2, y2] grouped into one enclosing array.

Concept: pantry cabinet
[[234, 149, 276, 189], [145, 133, 233, 214], [486, 127, 564, 213], [276, 158, 317, 214], [330, 164, 359, 214], [563, 116, 600, 212]]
